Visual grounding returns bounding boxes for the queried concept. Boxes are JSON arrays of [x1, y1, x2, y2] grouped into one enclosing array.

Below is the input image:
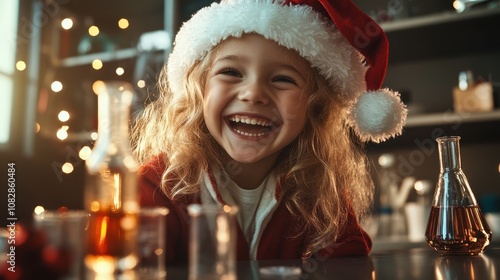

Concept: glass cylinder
[[425, 136, 492, 255], [33, 209, 89, 279], [136, 207, 169, 279], [187, 204, 238, 280], [84, 81, 140, 276]]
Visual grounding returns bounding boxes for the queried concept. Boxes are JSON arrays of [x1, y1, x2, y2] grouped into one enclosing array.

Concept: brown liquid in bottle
[[86, 210, 138, 256], [85, 168, 139, 272], [425, 206, 492, 255]]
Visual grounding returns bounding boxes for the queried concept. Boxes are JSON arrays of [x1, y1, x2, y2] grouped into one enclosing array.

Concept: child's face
[[203, 33, 311, 164]]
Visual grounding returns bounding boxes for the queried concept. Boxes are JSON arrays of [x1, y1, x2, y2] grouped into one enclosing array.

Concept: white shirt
[[201, 167, 280, 259], [226, 176, 267, 243]]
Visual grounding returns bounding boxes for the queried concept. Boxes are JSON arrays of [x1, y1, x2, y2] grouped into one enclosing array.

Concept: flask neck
[[95, 82, 134, 150], [437, 136, 462, 172]]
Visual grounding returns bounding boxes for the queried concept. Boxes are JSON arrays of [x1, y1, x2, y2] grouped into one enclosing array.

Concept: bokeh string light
[[37, 8, 154, 182]]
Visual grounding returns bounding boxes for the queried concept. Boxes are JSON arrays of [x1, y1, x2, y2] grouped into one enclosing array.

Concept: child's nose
[[238, 81, 270, 105]]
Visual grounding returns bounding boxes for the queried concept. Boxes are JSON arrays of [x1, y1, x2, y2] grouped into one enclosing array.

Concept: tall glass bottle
[[425, 136, 492, 255], [84, 81, 139, 275]]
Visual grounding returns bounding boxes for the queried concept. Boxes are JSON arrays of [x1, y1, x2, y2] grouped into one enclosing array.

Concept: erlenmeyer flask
[[425, 136, 492, 255]]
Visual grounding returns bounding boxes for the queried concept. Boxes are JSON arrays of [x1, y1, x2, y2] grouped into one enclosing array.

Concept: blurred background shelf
[[380, 6, 500, 32], [372, 238, 428, 254], [58, 48, 138, 67], [406, 110, 500, 127], [384, 7, 500, 64]]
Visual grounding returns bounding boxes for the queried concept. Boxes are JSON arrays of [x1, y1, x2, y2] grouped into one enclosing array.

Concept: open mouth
[[227, 114, 274, 137]]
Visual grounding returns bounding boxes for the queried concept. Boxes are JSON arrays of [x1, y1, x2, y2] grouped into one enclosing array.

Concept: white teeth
[[229, 115, 272, 127], [228, 115, 272, 138], [233, 128, 267, 137]]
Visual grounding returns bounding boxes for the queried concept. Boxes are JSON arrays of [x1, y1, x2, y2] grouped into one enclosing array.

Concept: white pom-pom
[[348, 89, 407, 143]]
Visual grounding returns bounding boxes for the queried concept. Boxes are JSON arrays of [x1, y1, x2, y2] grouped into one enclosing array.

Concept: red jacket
[[138, 156, 372, 263]]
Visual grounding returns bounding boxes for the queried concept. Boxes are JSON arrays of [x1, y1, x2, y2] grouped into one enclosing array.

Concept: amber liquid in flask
[[426, 206, 491, 255], [425, 136, 491, 255], [84, 82, 139, 276]]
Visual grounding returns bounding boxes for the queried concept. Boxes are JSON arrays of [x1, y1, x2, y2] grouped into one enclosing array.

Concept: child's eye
[[219, 68, 241, 77], [273, 76, 297, 85]]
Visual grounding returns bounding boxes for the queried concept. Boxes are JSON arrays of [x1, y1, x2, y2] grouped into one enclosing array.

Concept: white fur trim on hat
[[167, 0, 366, 96]]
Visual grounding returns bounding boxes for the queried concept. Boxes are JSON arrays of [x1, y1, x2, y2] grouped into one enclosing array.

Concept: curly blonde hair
[[132, 42, 374, 256]]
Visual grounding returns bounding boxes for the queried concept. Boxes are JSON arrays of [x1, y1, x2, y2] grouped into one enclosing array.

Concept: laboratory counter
[[166, 243, 500, 279]]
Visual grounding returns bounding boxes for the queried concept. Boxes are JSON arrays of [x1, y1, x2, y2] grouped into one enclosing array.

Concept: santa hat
[[166, 0, 407, 143]]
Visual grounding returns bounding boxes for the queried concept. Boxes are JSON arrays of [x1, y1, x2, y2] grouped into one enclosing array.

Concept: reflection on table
[[167, 245, 500, 279]]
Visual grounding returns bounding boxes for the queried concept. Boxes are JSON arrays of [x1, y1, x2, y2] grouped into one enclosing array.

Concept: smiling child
[[133, 0, 407, 262]]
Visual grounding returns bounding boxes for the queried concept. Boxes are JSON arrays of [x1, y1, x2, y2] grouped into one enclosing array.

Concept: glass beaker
[[187, 204, 238, 280], [33, 209, 90, 280], [136, 207, 169, 279], [425, 136, 492, 255]]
